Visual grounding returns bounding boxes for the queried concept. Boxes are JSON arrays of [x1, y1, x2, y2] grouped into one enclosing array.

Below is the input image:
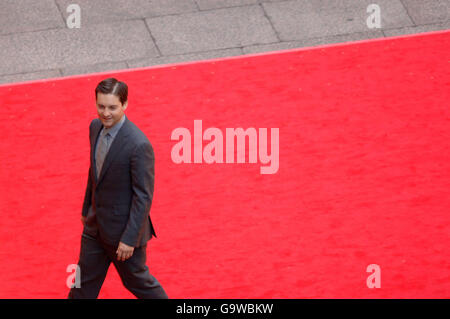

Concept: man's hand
[[116, 242, 134, 261], [81, 216, 86, 227]]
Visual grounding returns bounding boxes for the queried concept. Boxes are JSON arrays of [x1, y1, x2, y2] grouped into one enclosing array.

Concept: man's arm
[[120, 142, 155, 247], [81, 121, 94, 218], [81, 167, 93, 218]]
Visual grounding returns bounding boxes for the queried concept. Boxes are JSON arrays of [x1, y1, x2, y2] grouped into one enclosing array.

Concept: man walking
[[68, 78, 168, 299]]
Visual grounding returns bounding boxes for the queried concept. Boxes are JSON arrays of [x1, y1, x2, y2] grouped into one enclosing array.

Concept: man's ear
[[123, 101, 128, 110]]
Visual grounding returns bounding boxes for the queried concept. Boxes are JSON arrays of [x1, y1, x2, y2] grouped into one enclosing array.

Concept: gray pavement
[[0, 0, 449, 84]]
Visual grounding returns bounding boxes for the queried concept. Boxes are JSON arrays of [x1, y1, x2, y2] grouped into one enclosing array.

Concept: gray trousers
[[68, 233, 168, 299]]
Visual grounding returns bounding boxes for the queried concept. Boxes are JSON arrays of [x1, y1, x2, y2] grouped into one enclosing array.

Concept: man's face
[[96, 93, 127, 128]]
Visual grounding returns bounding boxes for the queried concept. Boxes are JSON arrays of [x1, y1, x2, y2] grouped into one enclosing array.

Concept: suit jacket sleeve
[[120, 142, 155, 247], [81, 167, 93, 217], [81, 121, 94, 217]]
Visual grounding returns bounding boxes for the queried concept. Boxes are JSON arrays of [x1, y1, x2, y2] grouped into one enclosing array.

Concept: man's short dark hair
[[95, 78, 128, 105]]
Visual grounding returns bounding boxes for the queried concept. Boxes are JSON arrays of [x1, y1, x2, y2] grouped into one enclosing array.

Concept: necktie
[[96, 131, 111, 179]]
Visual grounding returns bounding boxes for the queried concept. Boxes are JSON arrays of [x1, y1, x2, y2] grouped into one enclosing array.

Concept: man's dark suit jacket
[[81, 116, 157, 248]]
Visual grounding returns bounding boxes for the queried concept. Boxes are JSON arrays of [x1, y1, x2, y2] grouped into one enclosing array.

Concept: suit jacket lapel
[[96, 116, 130, 187]]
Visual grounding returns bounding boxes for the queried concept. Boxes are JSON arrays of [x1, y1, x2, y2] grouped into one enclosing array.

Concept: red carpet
[[0, 30, 449, 298]]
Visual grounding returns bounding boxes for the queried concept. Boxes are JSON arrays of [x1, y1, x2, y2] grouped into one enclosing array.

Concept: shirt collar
[[102, 114, 126, 139]]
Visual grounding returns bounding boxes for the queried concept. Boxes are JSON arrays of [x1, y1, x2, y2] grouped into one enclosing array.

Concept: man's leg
[[68, 233, 111, 299], [105, 243, 168, 299]]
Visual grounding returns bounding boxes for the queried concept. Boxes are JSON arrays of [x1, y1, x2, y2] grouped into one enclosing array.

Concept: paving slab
[[196, 0, 258, 10], [145, 5, 278, 55], [55, 0, 199, 26], [61, 61, 129, 76], [384, 20, 450, 37], [0, 69, 61, 85], [243, 30, 384, 54], [401, 0, 450, 25], [195, 0, 291, 9], [127, 48, 244, 68], [262, 0, 414, 41], [0, 0, 64, 35], [0, 20, 158, 75]]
